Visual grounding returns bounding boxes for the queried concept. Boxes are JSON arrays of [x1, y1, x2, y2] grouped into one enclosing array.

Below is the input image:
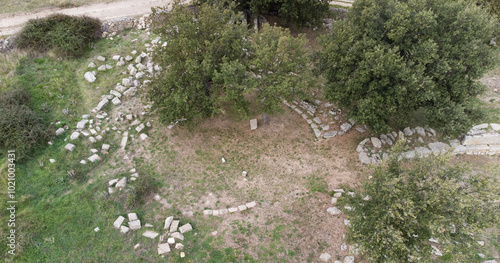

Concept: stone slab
[[169, 220, 179, 232], [143, 230, 159, 239], [179, 223, 192, 234], [164, 216, 174, 229], [113, 216, 125, 228], [129, 220, 141, 230], [158, 243, 170, 254], [65, 143, 76, 151], [250, 119, 257, 130]]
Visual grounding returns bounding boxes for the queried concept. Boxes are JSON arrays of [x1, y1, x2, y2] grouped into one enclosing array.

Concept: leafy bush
[[339, 152, 499, 262], [318, 0, 497, 134], [0, 89, 51, 161], [149, 1, 312, 124], [16, 14, 101, 58]]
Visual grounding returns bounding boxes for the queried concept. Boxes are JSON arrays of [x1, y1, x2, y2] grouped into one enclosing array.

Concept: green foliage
[[318, 0, 497, 134], [149, 1, 313, 124], [340, 153, 499, 262], [0, 89, 51, 161], [16, 14, 101, 58], [196, 0, 330, 27]]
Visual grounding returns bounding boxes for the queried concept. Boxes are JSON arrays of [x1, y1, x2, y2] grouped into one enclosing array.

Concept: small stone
[[415, 126, 426, 136], [180, 252, 185, 258], [319, 253, 331, 262], [158, 243, 170, 254], [115, 177, 127, 189], [219, 208, 228, 215], [242, 171, 247, 176], [128, 213, 138, 222], [96, 55, 105, 61], [65, 143, 76, 151], [167, 237, 175, 244], [179, 223, 193, 234], [331, 197, 337, 205], [246, 201, 257, 208], [171, 232, 184, 240], [84, 72, 96, 82], [326, 207, 342, 215], [102, 144, 110, 151], [403, 127, 414, 136], [76, 119, 88, 129], [228, 207, 238, 213], [140, 133, 148, 140], [56, 128, 65, 136], [88, 154, 101, 162], [341, 243, 347, 250], [175, 243, 184, 250], [128, 220, 141, 230], [112, 97, 121, 105], [134, 243, 140, 249], [169, 220, 179, 232], [88, 62, 96, 68], [136, 123, 145, 132], [238, 205, 247, 211], [49, 159, 55, 163], [94, 227, 100, 232], [221, 157, 226, 163], [344, 256, 355, 263], [250, 119, 257, 130], [70, 132, 80, 140], [143, 230, 159, 239], [125, 55, 133, 61], [371, 137, 382, 148], [120, 225, 130, 234], [113, 216, 125, 228], [341, 122, 352, 132], [164, 216, 174, 229]]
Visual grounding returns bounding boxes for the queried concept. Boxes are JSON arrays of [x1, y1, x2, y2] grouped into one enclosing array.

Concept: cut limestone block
[[128, 213, 138, 222], [129, 220, 141, 230], [65, 143, 76, 151], [158, 243, 170, 254], [250, 119, 257, 130], [164, 216, 173, 229], [113, 216, 125, 228], [56, 128, 65, 135], [179, 223, 192, 234], [169, 220, 179, 232], [143, 230, 159, 239]]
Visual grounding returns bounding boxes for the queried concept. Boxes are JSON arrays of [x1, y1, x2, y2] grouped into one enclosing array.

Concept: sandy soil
[[0, 0, 174, 36]]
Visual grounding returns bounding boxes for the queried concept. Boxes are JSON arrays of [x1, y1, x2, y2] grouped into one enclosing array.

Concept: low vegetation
[[16, 14, 101, 58]]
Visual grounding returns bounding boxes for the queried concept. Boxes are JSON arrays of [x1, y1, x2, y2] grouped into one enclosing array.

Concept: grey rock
[[128, 213, 138, 221], [112, 97, 121, 105], [415, 147, 432, 156], [246, 201, 257, 208], [112, 55, 121, 61], [125, 55, 133, 61], [158, 243, 170, 254], [319, 253, 331, 262], [341, 122, 352, 132], [164, 216, 174, 229], [120, 225, 129, 233], [95, 99, 109, 111], [56, 128, 65, 136], [344, 256, 355, 263], [402, 150, 416, 159], [313, 128, 321, 138], [238, 205, 247, 211], [313, 117, 322, 124], [179, 223, 193, 234], [323, 131, 337, 138], [143, 230, 159, 239], [356, 127, 366, 133], [371, 137, 382, 148], [97, 65, 106, 71], [88, 154, 101, 162], [123, 87, 137, 97], [110, 90, 121, 98], [427, 127, 436, 136], [65, 143, 75, 151], [349, 118, 355, 125], [170, 220, 179, 232], [129, 220, 141, 230], [359, 151, 371, 164], [403, 127, 414, 136], [113, 216, 125, 228], [96, 55, 106, 61], [415, 126, 426, 136], [490, 123, 500, 131], [84, 72, 96, 83], [116, 177, 127, 189], [129, 67, 137, 76], [428, 142, 450, 154], [250, 119, 257, 130], [122, 78, 131, 87], [326, 207, 342, 215], [88, 62, 96, 68]]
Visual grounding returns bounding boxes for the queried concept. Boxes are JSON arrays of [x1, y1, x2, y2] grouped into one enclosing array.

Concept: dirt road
[[0, 0, 173, 36]]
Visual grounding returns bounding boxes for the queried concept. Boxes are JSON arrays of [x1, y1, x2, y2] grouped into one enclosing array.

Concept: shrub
[[0, 89, 51, 161], [318, 0, 497, 134], [339, 151, 499, 262], [125, 174, 157, 208], [16, 14, 101, 58]]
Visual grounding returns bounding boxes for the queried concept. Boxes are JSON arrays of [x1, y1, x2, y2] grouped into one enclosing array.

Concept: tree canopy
[[318, 0, 497, 134], [148, 1, 312, 124], [339, 152, 499, 262], [196, 0, 330, 27]]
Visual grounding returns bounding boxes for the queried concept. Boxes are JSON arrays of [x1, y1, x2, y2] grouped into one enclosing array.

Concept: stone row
[[203, 201, 257, 216], [357, 124, 500, 164], [283, 99, 366, 139]]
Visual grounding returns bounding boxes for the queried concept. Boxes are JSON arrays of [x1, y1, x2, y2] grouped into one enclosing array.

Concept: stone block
[[246, 201, 257, 208], [96, 99, 109, 111], [88, 154, 101, 162], [171, 232, 184, 240], [129, 220, 141, 230], [116, 177, 127, 189], [158, 243, 170, 254], [128, 213, 138, 222], [143, 230, 159, 239], [113, 216, 125, 228], [120, 225, 129, 233], [371, 137, 382, 148], [341, 122, 352, 132], [84, 72, 96, 83], [327, 207, 342, 215], [463, 134, 500, 146], [164, 216, 174, 229], [65, 143, 76, 151], [179, 223, 192, 234], [140, 133, 148, 140], [319, 253, 331, 262], [56, 128, 65, 135], [169, 220, 179, 232], [250, 119, 257, 130], [112, 97, 121, 105], [238, 205, 247, 211], [76, 119, 88, 129], [70, 132, 80, 140]]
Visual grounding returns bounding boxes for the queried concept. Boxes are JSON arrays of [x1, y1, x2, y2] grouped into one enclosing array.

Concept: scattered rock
[[65, 143, 76, 151], [129, 220, 141, 230], [158, 243, 171, 254], [113, 216, 125, 228], [143, 230, 159, 239], [371, 137, 382, 148], [326, 207, 342, 215], [84, 72, 96, 83], [319, 253, 331, 262], [164, 216, 174, 229]]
